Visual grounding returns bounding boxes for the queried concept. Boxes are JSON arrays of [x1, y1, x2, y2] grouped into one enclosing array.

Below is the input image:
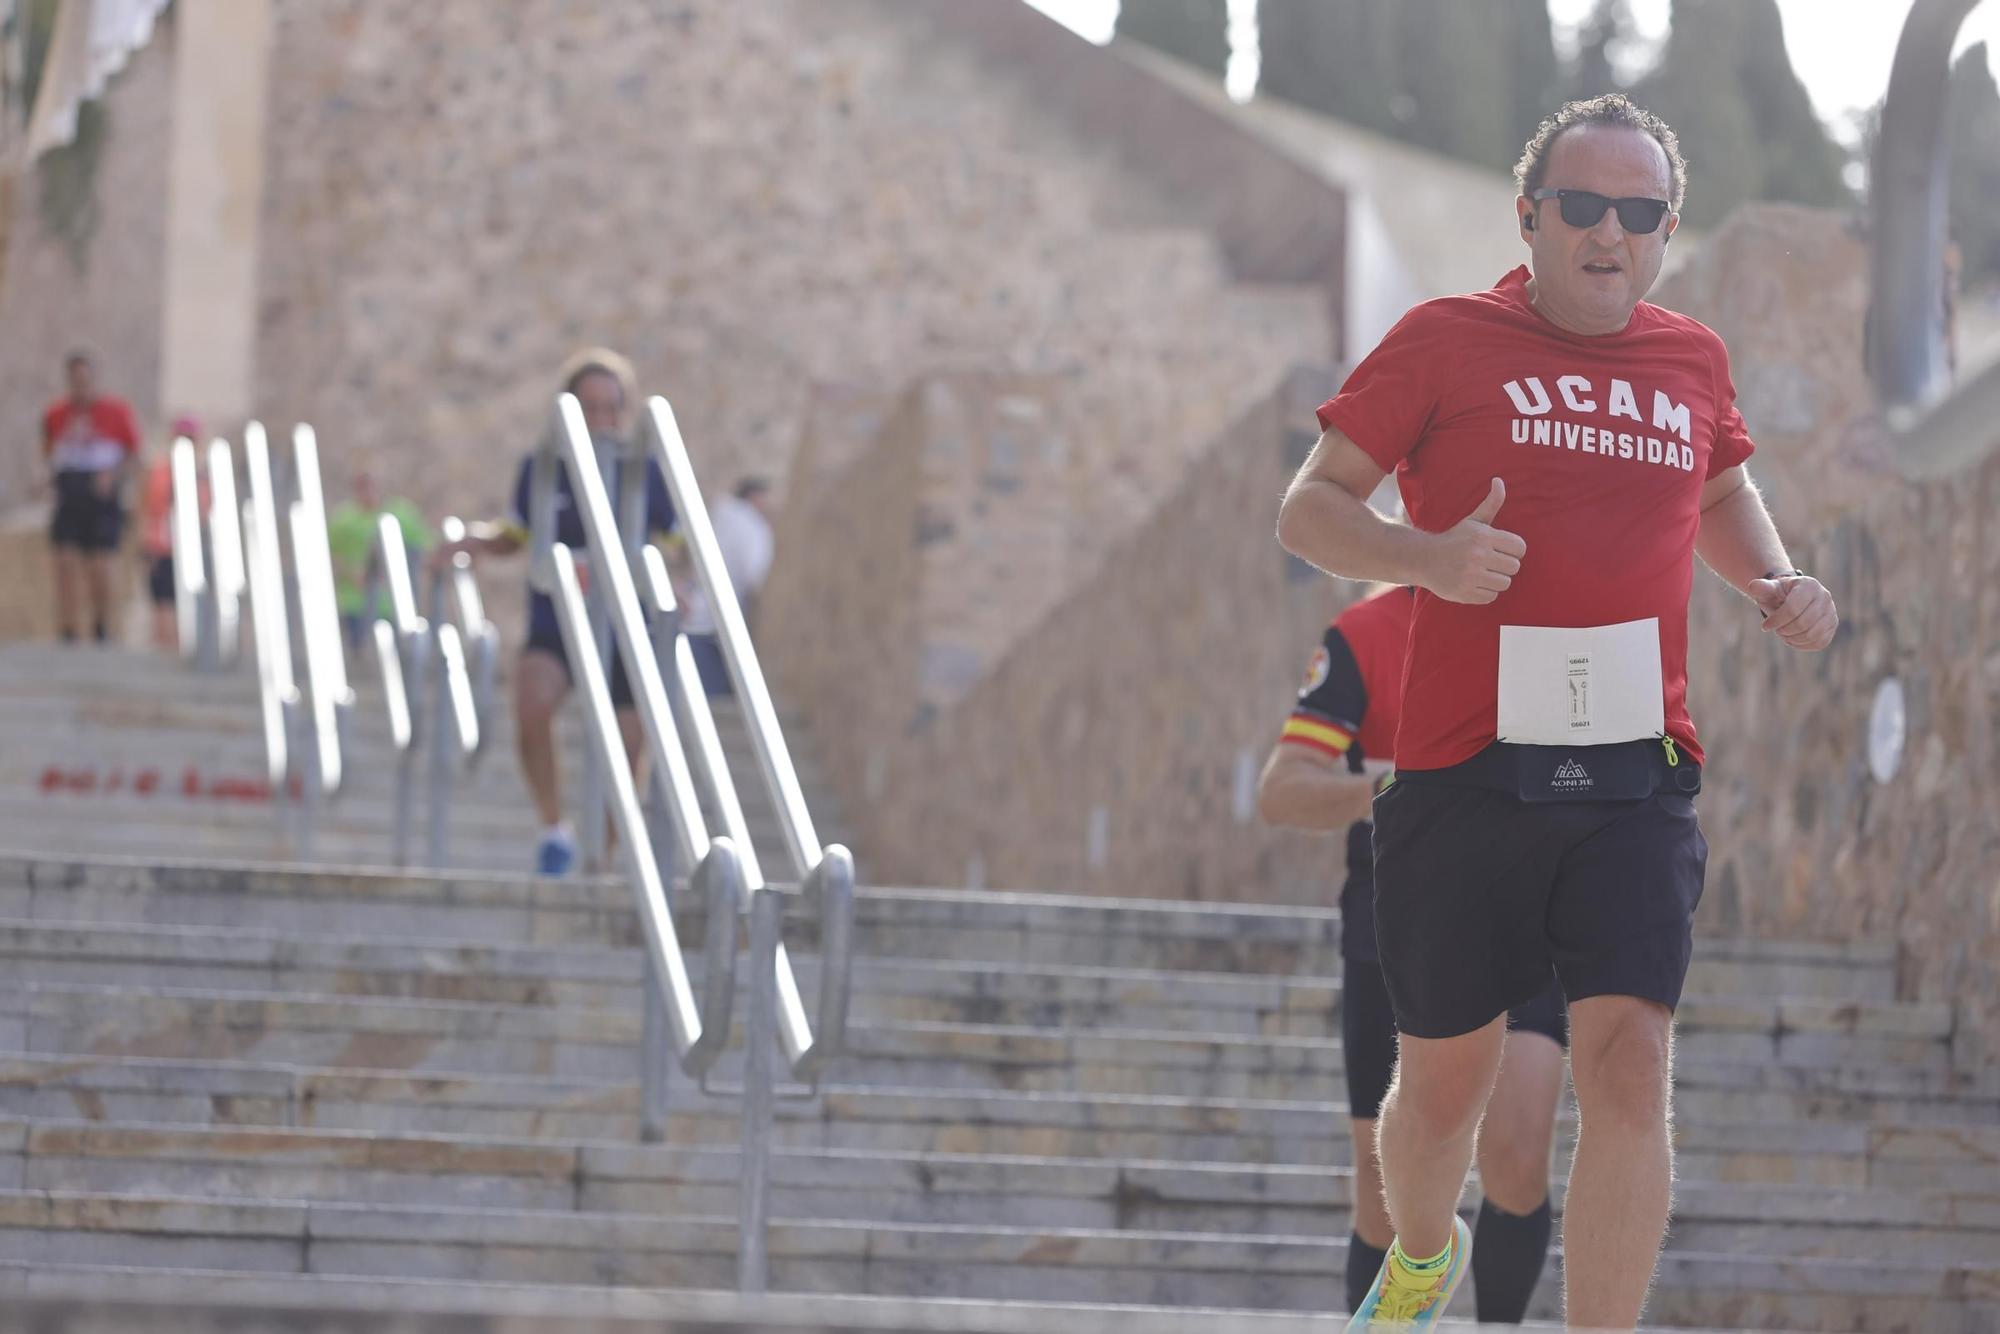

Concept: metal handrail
[[436, 515, 498, 763], [637, 545, 855, 1078], [552, 396, 837, 1071], [420, 555, 482, 867], [539, 400, 712, 869], [240, 423, 292, 789], [374, 515, 424, 862], [168, 436, 206, 664], [546, 538, 739, 1076], [203, 440, 245, 667], [639, 395, 854, 1079], [642, 398, 820, 873], [531, 393, 854, 1292], [287, 424, 349, 798]]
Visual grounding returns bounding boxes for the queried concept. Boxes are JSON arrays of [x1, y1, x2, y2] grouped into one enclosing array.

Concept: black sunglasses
[[1529, 188, 1671, 235]]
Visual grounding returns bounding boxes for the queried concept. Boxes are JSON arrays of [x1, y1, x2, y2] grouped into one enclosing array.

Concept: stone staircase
[[0, 648, 1995, 1331], [0, 856, 1987, 1329], [0, 643, 845, 881]]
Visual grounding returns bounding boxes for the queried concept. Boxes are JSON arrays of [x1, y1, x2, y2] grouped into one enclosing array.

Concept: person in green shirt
[[327, 469, 432, 650]]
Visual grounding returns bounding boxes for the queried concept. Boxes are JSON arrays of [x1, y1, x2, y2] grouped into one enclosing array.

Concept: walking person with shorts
[[42, 351, 141, 644], [1257, 584, 1566, 1325], [433, 348, 674, 876], [1276, 95, 1838, 1330]]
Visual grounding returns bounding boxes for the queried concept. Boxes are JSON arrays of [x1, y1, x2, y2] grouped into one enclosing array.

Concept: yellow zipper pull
[[1661, 735, 1680, 768]]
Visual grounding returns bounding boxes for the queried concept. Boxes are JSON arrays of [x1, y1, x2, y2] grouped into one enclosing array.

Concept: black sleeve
[[1295, 626, 1368, 729], [1281, 627, 1370, 774]]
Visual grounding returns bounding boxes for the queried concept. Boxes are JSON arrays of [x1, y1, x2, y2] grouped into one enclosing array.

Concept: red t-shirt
[[1280, 584, 1413, 765], [1315, 267, 1755, 769], [43, 396, 141, 474]]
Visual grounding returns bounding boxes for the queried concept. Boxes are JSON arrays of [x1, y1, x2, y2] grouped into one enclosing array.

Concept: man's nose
[[1588, 208, 1626, 244]]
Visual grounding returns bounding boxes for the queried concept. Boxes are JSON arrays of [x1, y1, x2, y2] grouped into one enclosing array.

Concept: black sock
[[1472, 1196, 1554, 1325], [1346, 1232, 1389, 1313]]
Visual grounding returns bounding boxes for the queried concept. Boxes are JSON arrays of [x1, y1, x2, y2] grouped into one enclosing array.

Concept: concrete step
[[0, 920, 1916, 1039], [5, 1048, 1997, 1194], [0, 1185, 1987, 1327], [0, 855, 1353, 974], [14, 1117, 1999, 1263], [0, 1270, 1376, 1334], [0, 980, 1962, 1110], [0, 853, 1906, 988]]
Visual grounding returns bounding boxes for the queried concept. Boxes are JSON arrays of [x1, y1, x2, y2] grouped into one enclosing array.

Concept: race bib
[[1496, 618, 1664, 746]]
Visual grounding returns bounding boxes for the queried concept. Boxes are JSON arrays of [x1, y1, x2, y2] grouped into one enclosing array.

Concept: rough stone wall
[[758, 386, 925, 814], [779, 363, 1356, 902], [1659, 206, 2000, 1062], [0, 21, 174, 511], [251, 0, 1328, 563]]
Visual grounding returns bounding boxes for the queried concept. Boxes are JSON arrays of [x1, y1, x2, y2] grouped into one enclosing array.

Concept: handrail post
[[738, 882, 783, 1295], [191, 450, 219, 674], [639, 935, 672, 1143], [168, 435, 208, 667], [204, 440, 244, 669], [240, 423, 292, 791], [578, 574, 610, 872], [424, 563, 453, 868]]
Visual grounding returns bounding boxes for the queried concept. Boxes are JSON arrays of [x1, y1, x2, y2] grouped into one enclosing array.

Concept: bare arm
[[1693, 467, 1789, 594], [1277, 429, 1526, 604], [1695, 465, 1837, 651], [430, 521, 524, 570], [1255, 744, 1388, 831]]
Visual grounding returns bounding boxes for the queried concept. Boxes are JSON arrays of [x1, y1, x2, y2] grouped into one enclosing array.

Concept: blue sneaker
[[1345, 1214, 1472, 1331], [535, 829, 576, 877]]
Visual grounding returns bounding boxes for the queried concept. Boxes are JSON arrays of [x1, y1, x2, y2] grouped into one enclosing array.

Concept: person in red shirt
[[1257, 584, 1567, 1324], [1277, 95, 1837, 1332], [136, 415, 204, 652], [42, 351, 142, 643]]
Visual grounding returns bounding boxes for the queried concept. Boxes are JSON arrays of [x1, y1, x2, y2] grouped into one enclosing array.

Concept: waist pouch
[[1392, 738, 1700, 804]]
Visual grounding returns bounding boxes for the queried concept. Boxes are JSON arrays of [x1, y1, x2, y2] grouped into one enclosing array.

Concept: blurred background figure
[[42, 350, 140, 645], [327, 466, 432, 652], [681, 474, 774, 696], [134, 413, 202, 653], [433, 348, 675, 876]]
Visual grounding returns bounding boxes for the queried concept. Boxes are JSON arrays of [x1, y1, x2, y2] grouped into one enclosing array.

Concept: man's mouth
[[1582, 259, 1622, 276]]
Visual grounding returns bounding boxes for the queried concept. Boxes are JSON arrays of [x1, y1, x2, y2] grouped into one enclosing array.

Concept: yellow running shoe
[[1345, 1214, 1472, 1331]]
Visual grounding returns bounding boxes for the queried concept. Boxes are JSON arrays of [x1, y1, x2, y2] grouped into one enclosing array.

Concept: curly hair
[[557, 345, 638, 406], [1514, 93, 1687, 212]]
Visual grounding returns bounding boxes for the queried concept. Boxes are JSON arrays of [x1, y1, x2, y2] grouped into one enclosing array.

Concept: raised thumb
[[1747, 577, 1786, 611], [1466, 477, 1505, 526]]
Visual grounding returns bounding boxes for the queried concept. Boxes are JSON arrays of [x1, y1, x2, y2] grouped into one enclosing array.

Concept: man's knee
[[515, 650, 569, 728], [1478, 1116, 1554, 1207], [1384, 1024, 1505, 1142], [1571, 998, 1673, 1129]]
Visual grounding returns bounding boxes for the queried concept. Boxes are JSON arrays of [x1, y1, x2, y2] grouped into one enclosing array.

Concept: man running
[[1256, 584, 1565, 1325], [1276, 94, 1837, 1331]]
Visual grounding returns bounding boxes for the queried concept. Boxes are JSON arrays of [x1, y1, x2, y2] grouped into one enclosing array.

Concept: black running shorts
[[525, 618, 636, 710], [147, 555, 175, 605], [1342, 947, 1568, 1119], [50, 473, 125, 552], [1370, 772, 1707, 1040]]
